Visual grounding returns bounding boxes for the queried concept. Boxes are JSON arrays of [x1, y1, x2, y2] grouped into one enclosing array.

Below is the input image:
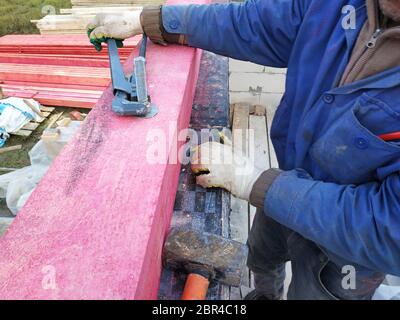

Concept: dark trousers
[[247, 210, 385, 300]]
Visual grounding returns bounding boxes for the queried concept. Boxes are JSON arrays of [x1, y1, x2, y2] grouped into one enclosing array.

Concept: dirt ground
[[0, 106, 89, 217]]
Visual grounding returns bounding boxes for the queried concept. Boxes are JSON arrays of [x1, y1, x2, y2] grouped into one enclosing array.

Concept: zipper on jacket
[[366, 28, 383, 48], [336, 1, 400, 87], [366, 2, 385, 48]]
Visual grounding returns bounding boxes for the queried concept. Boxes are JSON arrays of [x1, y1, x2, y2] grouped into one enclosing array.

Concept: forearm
[[141, 0, 310, 66], [252, 169, 400, 276]]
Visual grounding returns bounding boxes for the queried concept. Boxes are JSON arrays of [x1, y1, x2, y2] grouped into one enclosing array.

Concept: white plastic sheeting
[[0, 98, 43, 147], [373, 275, 400, 300], [0, 121, 82, 215]]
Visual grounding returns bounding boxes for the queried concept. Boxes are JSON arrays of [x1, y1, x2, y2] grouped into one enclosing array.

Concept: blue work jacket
[[162, 0, 400, 276]]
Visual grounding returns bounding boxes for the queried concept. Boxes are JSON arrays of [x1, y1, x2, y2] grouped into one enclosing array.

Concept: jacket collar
[[330, 65, 400, 94]]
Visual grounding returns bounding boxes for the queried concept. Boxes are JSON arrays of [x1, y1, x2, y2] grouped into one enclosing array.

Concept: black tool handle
[[140, 34, 148, 58]]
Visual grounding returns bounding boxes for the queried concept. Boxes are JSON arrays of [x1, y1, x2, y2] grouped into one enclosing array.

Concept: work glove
[[191, 141, 263, 201], [87, 10, 143, 51]]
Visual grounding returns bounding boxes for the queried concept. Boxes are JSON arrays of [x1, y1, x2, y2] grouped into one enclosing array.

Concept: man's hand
[[87, 11, 143, 51], [191, 141, 263, 201]]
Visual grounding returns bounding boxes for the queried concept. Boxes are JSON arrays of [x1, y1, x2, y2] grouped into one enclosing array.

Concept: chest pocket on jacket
[[310, 93, 400, 184]]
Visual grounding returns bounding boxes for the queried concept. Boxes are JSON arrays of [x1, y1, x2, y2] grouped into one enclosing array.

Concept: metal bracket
[[107, 35, 158, 118]]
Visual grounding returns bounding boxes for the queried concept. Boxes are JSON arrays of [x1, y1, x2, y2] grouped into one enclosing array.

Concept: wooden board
[[230, 103, 250, 293], [266, 105, 279, 168], [248, 113, 270, 290], [60, 6, 142, 15], [0, 64, 111, 87], [0, 0, 205, 300], [11, 107, 54, 137], [0, 35, 139, 57], [229, 103, 272, 295]]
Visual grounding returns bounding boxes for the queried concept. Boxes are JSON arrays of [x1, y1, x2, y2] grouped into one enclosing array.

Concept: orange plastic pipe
[[181, 274, 210, 300]]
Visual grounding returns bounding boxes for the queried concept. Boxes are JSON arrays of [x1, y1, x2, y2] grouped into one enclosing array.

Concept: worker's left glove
[[87, 10, 143, 51], [191, 141, 263, 201]]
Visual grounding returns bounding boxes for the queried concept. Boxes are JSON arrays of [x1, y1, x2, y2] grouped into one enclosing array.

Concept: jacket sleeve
[[265, 169, 400, 276], [161, 0, 311, 67]]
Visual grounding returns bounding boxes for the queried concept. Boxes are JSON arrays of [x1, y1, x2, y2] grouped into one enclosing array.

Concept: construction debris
[[0, 121, 82, 215], [69, 110, 85, 121], [0, 97, 43, 145], [57, 117, 72, 127], [42, 128, 61, 142]]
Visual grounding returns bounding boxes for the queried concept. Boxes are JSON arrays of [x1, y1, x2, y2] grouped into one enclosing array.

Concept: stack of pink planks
[[0, 0, 206, 300], [0, 35, 140, 108]]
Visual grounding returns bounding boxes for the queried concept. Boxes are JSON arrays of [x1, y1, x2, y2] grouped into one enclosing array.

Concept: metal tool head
[[107, 36, 158, 118], [163, 228, 248, 287]]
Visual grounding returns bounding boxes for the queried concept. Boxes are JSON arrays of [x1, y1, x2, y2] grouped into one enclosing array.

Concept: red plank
[[0, 35, 140, 58], [0, 0, 205, 299], [2, 89, 98, 108], [0, 64, 111, 86], [1, 80, 107, 92], [2, 84, 103, 98], [0, 54, 113, 68], [2, 85, 102, 108], [0, 34, 140, 47]]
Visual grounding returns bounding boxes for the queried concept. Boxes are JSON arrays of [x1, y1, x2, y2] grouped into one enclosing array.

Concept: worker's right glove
[[191, 141, 264, 202], [87, 10, 143, 51]]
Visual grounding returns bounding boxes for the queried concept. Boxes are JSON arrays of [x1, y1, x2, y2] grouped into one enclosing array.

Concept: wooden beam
[[0, 64, 111, 87], [0, 0, 205, 300], [230, 103, 250, 295], [0, 145, 22, 154]]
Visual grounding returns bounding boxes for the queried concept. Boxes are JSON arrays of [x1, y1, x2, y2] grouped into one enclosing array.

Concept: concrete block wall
[[229, 59, 287, 108]]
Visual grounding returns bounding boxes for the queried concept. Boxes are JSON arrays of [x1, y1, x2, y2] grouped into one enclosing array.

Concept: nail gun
[[107, 35, 158, 118]]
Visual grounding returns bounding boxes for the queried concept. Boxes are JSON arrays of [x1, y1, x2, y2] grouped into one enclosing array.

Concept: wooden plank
[[0, 64, 111, 87], [46, 112, 64, 129], [40, 112, 51, 118], [249, 115, 270, 170], [0, 0, 205, 300], [230, 104, 250, 290], [0, 54, 112, 68], [11, 130, 32, 137], [266, 105, 279, 168], [0, 167, 19, 172], [60, 6, 142, 15], [4, 87, 101, 109], [248, 114, 270, 290], [248, 114, 269, 229], [22, 122, 40, 131], [0, 145, 22, 154], [4, 80, 107, 92], [0, 35, 139, 52], [40, 106, 56, 112]]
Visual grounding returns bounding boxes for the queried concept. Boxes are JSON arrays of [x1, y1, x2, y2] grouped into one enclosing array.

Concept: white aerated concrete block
[[229, 59, 265, 73], [260, 93, 284, 108], [265, 66, 287, 74], [229, 72, 286, 93], [229, 91, 261, 105]]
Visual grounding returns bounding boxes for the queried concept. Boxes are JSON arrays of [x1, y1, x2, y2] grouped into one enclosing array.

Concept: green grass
[[0, 0, 71, 36]]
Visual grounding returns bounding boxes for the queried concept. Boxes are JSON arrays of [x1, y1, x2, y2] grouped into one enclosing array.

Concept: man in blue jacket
[[88, 0, 400, 299]]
